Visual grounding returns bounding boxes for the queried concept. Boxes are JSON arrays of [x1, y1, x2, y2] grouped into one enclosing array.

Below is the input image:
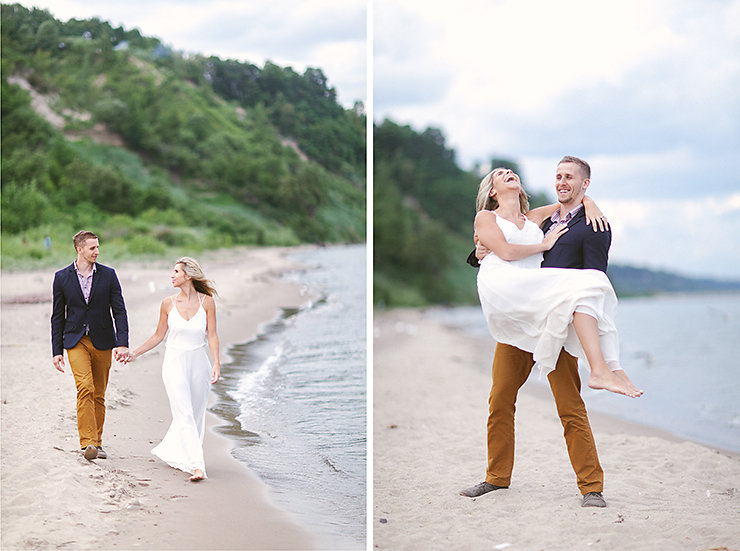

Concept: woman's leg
[[572, 312, 643, 398]]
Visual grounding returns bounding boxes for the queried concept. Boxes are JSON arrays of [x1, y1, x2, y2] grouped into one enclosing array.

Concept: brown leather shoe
[[459, 481, 508, 497], [83, 445, 98, 460]]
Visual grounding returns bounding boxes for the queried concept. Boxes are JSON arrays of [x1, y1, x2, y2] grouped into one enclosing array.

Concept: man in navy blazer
[[461, 156, 613, 508], [540, 200, 610, 271], [52, 231, 129, 460]]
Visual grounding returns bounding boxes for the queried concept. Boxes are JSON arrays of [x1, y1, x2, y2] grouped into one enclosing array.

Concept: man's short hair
[[558, 155, 591, 180], [73, 230, 99, 250]]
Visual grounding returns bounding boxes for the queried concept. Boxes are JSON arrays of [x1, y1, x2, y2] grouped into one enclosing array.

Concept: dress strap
[[198, 293, 205, 305], [170, 295, 177, 306]]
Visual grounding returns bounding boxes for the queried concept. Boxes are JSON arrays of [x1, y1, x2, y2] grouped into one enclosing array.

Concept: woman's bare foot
[[614, 369, 643, 397], [588, 369, 643, 398], [189, 469, 205, 482]]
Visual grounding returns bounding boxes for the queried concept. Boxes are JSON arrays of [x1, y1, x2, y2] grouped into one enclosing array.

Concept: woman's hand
[[210, 364, 221, 384], [583, 196, 609, 232], [542, 224, 568, 251]]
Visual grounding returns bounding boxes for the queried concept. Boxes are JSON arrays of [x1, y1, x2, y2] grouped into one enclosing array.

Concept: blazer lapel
[[568, 208, 586, 228], [88, 264, 101, 303], [66, 263, 86, 303]]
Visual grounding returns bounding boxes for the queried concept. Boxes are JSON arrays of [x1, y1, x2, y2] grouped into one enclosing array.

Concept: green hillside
[[1, 3, 365, 268]]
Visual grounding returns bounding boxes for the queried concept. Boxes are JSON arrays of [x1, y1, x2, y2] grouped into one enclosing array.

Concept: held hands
[[113, 347, 134, 364], [542, 224, 569, 251]]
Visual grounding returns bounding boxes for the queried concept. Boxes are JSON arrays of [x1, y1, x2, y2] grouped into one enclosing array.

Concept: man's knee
[[75, 380, 95, 398]]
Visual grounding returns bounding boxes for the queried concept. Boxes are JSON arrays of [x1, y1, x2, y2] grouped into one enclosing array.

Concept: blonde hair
[[475, 168, 530, 214], [175, 257, 218, 296]]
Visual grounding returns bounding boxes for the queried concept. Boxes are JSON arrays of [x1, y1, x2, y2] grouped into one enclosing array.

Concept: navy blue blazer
[[540, 207, 611, 272], [467, 207, 611, 272], [51, 262, 129, 356]]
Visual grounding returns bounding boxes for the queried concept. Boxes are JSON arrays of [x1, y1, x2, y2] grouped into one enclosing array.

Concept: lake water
[[427, 292, 740, 453], [210, 244, 366, 549]]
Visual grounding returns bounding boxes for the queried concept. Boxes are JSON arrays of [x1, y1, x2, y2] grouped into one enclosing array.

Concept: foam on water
[[211, 244, 366, 550]]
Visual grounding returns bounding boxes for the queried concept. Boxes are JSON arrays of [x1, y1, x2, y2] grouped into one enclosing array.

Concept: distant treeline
[[607, 265, 740, 296], [1, 3, 365, 267], [373, 119, 550, 306]]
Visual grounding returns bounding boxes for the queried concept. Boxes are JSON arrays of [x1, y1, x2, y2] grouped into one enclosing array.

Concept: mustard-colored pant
[[485, 343, 604, 495], [67, 336, 112, 449]]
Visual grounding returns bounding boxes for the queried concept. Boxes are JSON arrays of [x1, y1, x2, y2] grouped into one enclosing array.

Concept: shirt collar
[[74, 260, 97, 276], [550, 203, 584, 224]]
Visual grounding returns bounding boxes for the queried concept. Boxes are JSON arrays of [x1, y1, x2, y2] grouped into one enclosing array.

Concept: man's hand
[[475, 241, 491, 261], [53, 355, 65, 373], [473, 232, 492, 261]]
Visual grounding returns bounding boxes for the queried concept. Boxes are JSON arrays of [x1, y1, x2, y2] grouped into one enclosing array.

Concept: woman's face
[[171, 264, 190, 288], [490, 168, 521, 196]]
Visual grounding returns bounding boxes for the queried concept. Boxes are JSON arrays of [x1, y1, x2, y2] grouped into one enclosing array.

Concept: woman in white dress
[[474, 168, 642, 398], [128, 257, 221, 481]]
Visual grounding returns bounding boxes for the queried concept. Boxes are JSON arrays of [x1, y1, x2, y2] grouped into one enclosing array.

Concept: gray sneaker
[[582, 492, 607, 507], [459, 481, 508, 498], [96, 446, 107, 459], [83, 445, 98, 460]]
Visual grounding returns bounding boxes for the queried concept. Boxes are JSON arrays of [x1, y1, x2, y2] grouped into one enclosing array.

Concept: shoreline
[[423, 302, 740, 456], [373, 307, 740, 550], [1, 245, 320, 550], [210, 244, 367, 550], [426, 303, 740, 458], [524, 377, 740, 458]]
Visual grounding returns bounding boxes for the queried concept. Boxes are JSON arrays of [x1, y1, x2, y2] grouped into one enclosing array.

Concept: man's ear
[[582, 178, 590, 192]]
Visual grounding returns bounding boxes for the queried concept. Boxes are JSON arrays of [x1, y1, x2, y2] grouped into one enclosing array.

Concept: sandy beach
[[373, 308, 740, 551], [1, 246, 320, 550]]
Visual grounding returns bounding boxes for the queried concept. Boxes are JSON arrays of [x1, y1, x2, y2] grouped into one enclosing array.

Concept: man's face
[[555, 162, 589, 206], [77, 238, 99, 264]]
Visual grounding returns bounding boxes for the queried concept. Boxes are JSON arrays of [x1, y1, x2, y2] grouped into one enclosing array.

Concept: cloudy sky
[[23, 0, 367, 107], [375, 0, 740, 279], [17, 1, 740, 279]]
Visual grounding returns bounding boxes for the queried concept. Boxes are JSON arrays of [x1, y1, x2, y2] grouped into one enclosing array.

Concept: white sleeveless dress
[[477, 212, 622, 377], [152, 294, 211, 477]]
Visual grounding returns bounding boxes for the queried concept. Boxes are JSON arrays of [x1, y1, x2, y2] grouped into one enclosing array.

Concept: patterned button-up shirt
[[74, 260, 96, 303], [545, 203, 584, 235]]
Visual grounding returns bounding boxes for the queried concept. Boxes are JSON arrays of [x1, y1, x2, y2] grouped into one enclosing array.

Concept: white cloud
[[372, 2, 453, 110], [375, 0, 740, 162], [600, 194, 740, 279]]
